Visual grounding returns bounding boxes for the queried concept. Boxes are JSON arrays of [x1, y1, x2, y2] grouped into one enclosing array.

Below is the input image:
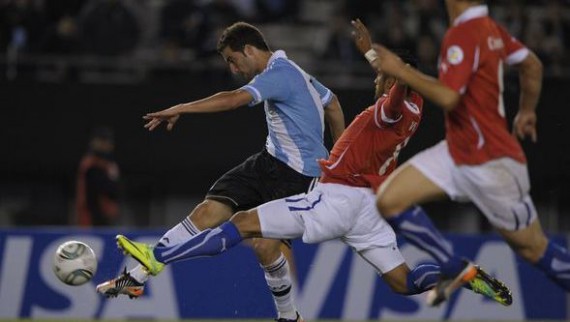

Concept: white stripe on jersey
[[288, 60, 326, 137], [264, 109, 304, 173], [472, 46, 480, 72]]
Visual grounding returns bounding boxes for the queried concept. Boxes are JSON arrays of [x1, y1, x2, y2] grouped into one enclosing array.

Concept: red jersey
[[319, 85, 423, 191], [439, 5, 528, 165]]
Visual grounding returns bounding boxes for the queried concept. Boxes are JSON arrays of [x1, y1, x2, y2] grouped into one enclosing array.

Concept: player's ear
[[243, 44, 254, 57]]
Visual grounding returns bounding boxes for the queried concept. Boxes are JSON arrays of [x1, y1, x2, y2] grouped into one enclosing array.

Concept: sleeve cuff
[[506, 48, 530, 65], [242, 85, 262, 106]]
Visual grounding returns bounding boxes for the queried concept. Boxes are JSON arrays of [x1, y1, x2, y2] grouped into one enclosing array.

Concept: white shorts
[[408, 140, 538, 231], [258, 183, 404, 274]]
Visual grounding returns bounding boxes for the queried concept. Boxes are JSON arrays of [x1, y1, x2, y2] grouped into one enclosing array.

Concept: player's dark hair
[[394, 49, 419, 69], [217, 22, 270, 53]]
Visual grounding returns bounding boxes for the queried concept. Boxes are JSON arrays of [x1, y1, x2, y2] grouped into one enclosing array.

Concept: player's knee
[[251, 239, 281, 261], [376, 193, 404, 218], [502, 223, 549, 263], [512, 237, 548, 263], [230, 210, 258, 238], [230, 211, 249, 229], [189, 199, 233, 229], [382, 264, 411, 294], [382, 275, 409, 294]]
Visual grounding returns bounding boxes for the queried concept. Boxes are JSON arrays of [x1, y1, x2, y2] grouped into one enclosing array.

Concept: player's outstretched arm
[[324, 94, 345, 143], [370, 44, 460, 112], [513, 51, 543, 142], [382, 80, 407, 120], [351, 19, 374, 60], [143, 89, 254, 131]]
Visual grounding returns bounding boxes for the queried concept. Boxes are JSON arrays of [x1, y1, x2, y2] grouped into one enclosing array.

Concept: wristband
[[364, 49, 378, 63]]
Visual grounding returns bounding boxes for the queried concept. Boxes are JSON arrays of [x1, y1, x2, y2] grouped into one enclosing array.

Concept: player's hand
[[512, 109, 537, 142], [370, 44, 405, 76], [143, 106, 181, 131], [351, 19, 372, 54]]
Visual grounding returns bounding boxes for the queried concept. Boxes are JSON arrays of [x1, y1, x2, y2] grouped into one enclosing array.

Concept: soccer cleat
[[468, 265, 513, 306], [426, 260, 478, 306], [96, 267, 144, 299], [116, 234, 165, 276], [275, 312, 304, 322]]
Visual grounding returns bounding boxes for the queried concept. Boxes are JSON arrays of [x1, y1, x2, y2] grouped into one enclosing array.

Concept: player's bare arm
[[370, 44, 460, 112], [143, 89, 253, 131], [324, 94, 345, 143], [351, 19, 373, 56], [513, 51, 543, 142]]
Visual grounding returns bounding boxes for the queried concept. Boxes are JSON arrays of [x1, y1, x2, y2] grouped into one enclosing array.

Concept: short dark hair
[[394, 49, 419, 69], [217, 22, 270, 53]]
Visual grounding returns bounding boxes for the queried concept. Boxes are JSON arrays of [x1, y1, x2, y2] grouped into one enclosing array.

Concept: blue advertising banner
[[0, 228, 567, 320]]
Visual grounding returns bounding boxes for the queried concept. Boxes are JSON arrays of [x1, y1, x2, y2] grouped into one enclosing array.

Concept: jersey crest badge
[[447, 45, 464, 65]]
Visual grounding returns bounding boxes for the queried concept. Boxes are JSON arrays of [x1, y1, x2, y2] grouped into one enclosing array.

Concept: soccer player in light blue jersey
[[97, 22, 345, 322]]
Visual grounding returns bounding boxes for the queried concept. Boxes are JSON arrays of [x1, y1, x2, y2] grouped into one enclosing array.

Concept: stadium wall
[[0, 229, 568, 320]]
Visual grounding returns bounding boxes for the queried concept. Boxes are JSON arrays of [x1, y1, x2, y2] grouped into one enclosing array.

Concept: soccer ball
[[53, 240, 97, 286]]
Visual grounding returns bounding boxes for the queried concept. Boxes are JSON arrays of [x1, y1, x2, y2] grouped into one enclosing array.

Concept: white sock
[[129, 217, 202, 283], [157, 217, 202, 247], [129, 265, 150, 283], [263, 254, 297, 320]]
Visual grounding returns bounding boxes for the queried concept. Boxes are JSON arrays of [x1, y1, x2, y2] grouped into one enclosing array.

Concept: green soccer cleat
[[468, 266, 513, 306], [116, 235, 165, 276]]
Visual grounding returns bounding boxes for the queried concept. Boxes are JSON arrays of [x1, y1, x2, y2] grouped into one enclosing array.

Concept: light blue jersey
[[241, 50, 333, 177]]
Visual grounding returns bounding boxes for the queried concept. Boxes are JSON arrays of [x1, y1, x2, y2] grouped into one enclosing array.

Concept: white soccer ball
[[53, 240, 97, 286]]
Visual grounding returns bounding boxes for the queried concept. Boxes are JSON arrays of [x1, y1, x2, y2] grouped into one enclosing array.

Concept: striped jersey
[[241, 50, 333, 177]]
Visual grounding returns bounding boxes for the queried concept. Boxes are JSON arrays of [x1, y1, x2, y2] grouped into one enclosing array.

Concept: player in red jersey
[[111, 20, 510, 306], [368, 0, 570, 305]]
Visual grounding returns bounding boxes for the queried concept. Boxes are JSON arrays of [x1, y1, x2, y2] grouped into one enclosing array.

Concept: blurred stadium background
[[1, 0, 570, 321]]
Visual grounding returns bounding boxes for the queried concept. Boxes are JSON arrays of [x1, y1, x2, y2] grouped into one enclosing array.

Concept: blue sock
[[153, 222, 242, 264], [405, 264, 440, 294], [388, 206, 464, 276], [535, 240, 570, 291]]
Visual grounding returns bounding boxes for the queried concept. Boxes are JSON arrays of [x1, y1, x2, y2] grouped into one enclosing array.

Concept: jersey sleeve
[[497, 24, 529, 65], [240, 67, 292, 106], [309, 76, 333, 106], [372, 85, 406, 128], [438, 28, 478, 94]]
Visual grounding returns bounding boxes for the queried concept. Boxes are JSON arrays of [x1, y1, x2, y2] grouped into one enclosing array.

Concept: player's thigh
[[257, 195, 306, 240], [230, 209, 263, 238], [459, 158, 538, 231], [344, 188, 398, 251], [377, 163, 448, 216], [259, 183, 356, 245], [378, 142, 455, 216], [496, 219, 548, 262]]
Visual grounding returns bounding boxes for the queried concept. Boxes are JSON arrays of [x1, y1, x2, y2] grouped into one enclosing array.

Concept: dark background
[[2, 74, 569, 230], [1, 0, 569, 232]]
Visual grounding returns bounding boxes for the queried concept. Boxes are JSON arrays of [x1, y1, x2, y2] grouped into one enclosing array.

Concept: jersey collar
[[453, 5, 488, 26], [267, 50, 287, 67]]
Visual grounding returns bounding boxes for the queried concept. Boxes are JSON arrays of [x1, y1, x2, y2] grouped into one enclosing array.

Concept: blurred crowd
[[0, 0, 568, 75], [323, 0, 570, 75]]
